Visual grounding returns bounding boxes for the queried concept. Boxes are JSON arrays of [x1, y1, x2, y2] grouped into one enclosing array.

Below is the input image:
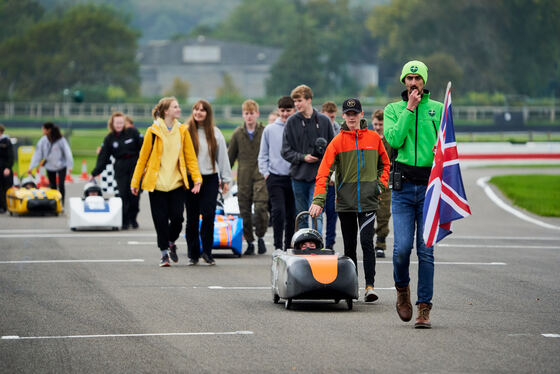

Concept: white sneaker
[[364, 286, 378, 302]]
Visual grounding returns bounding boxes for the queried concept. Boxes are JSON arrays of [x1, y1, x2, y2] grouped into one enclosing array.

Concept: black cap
[[342, 98, 362, 113]]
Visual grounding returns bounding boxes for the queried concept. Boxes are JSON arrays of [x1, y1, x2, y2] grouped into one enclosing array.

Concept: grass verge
[[489, 174, 560, 217]]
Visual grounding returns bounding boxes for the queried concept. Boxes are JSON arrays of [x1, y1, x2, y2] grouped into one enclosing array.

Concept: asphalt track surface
[[1, 167, 559, 373]]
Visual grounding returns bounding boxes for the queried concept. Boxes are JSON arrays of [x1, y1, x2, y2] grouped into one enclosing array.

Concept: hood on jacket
[[293, 108, 319, 122], [150, 118, 181, 138]]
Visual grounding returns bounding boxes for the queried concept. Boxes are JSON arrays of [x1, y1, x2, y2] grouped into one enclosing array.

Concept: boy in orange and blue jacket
[[309, 98, 390, 302]]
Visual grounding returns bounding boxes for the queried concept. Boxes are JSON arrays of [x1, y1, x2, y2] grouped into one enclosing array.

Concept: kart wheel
[[346, 299, 353, 310], [273, 293, 280, 304], [285, 298, 292, 310], [334, 299, 340, 304], [112, 227, 119, 231], [71, 228, 76, 231]]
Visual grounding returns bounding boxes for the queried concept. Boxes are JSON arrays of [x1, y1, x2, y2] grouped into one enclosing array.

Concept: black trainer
[[188, 258, 199, 266], [168, 243, 178, 263], [258, 238, 267, 254], [201, 253, 216, 265], [375, 247, 385, 258], [159, 254, 170, 267], [131, 221, 139, 229], [244, 242, 255, 256]]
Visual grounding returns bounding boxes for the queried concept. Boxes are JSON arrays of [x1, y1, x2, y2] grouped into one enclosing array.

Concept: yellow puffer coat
[[131, 122, 202, 192]]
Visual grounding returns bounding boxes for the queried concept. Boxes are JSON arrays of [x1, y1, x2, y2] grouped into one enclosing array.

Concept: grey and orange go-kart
[[271, 212, 359, 310]]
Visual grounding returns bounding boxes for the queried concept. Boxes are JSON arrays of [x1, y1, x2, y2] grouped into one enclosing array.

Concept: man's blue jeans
[[392, 182, 434, 304], [292, 179, 323, 235]]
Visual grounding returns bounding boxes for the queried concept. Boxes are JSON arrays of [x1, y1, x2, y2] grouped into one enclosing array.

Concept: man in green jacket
[[384, 60, 443, 329]]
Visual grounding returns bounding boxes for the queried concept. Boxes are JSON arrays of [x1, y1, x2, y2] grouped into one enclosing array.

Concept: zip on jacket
[[384, 90, 443, 184], [312, 119, 390, 213]]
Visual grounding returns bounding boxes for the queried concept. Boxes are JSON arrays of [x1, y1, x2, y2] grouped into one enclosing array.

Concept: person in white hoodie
[[28, 122, 73, 205], [185, 99, 232, 266], [258, 96, 296, 250]]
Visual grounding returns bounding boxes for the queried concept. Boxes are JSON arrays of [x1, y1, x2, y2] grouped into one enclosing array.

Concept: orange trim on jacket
[[312, 119, 390, 212]]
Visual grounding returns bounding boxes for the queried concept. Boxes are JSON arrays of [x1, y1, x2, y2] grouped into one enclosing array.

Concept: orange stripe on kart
[[298, 255, 338, 284], [216, 215, 228, 246]]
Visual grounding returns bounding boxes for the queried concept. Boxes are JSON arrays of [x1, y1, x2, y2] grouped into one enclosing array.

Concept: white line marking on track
[[1, 331, 253, 340], [477, 176, 560, 230], [371, 261, 506, 265], [207, 286, 270, 290], [164, 286, 398, 291], [160, 286, 270, 290], [0, 233, 157, 239], [0, 259, 144, 264], [0, 229, 69, 234], [542, 334, 560, 338], [438, 244, 560, 249], [127, 241, 273, 246], [450, 235, 560, 241]]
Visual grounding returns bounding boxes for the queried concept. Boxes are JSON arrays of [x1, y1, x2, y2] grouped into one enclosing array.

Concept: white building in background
[[138, 36, 282, 100], [138, 36, 379, 100]]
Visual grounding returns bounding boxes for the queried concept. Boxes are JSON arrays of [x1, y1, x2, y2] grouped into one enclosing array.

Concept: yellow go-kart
[[6, 177, 63, 216]]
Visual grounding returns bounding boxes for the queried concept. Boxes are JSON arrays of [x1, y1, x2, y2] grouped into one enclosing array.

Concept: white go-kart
[[69, 182, 122, 231]]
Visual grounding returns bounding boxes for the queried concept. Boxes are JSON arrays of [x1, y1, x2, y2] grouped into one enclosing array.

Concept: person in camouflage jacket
[[228, 99, 269, 255]]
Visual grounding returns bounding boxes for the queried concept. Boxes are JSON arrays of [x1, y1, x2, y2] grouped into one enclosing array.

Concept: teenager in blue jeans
[[281, 85, 334, 234]]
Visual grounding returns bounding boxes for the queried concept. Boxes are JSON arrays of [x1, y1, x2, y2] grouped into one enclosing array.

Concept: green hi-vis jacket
[[312, 119, 390, 213], [384, 90, 443, 167]]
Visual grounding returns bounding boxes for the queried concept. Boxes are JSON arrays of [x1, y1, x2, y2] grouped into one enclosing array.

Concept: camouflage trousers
[[375, 189, 392, 250], [237, 178, 269, 243]]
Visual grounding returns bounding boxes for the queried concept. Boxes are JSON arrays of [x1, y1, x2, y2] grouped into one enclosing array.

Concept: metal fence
[[2, 101, 559, 123]]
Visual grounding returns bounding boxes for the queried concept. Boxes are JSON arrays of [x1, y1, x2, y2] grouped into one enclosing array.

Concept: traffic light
[[72, 90, 84, 103]]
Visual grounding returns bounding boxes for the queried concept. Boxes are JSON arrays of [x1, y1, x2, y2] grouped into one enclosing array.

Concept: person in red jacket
[[309, 98, 390, 303]]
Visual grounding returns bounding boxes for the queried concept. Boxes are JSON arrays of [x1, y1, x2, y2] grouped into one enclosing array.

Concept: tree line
[[1, 0, 558, 102]]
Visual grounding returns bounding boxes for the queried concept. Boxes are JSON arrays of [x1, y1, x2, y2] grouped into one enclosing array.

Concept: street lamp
[[63, 88, 72, 137]]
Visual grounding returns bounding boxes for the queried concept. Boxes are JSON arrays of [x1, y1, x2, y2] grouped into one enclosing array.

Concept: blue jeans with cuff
[[392, 181, 434, 304]]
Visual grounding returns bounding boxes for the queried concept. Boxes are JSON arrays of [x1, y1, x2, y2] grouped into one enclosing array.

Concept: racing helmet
[[21, 176, 37, 189], [291, 228, 324, 250], [83, 182, 103, 198]]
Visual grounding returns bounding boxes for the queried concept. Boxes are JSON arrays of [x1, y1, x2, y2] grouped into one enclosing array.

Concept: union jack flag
[[422, 82, 471, 247]]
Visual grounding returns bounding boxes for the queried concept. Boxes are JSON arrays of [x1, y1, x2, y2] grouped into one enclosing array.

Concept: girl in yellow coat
[[131, 97, 202, 267]]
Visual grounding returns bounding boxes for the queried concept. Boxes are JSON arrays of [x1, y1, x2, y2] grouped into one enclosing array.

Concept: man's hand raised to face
[[407, 89, 421, 111]]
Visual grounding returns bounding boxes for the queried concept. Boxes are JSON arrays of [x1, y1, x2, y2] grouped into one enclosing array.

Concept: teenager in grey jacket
[[258, 96, 296, 250], [28, 122, 73, 204], [281, 85, 334, 233]]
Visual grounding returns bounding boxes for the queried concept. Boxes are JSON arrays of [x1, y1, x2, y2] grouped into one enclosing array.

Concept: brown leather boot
[[415, 302, 432, 329], [395, 285, 412, 322]]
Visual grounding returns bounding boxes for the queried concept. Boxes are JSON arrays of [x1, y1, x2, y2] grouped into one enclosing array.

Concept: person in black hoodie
[[92, 112, 143, 229], [281, 85, 334, 233], [0, 124, 14, 213]]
